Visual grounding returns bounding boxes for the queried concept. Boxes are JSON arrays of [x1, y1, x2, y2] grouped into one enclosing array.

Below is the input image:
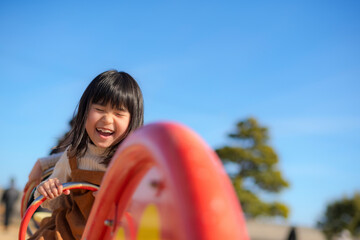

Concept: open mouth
[[96, 128, 114, 137]]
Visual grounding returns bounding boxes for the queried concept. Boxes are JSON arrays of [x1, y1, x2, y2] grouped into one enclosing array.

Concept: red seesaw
[[20, 122, 249, 240]]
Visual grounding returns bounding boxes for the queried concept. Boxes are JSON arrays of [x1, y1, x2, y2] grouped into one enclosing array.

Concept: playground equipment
[[20, 122, 249, 240]]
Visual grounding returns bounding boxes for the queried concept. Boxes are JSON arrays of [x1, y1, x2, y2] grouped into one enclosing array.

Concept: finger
[[46, 186, 55, 199], [50, 183, 59, 197], [42, 182, 55, 199], [48, 180, 55, 193], [46, 178, 57, 197], [51, 178, 62, 196], [54, 179, 63, 195], [64, 190, 70, 195], [38, 186, 50, 199]]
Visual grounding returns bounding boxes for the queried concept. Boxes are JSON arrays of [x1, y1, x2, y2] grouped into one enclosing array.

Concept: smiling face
[[85, 103, 131, 148]]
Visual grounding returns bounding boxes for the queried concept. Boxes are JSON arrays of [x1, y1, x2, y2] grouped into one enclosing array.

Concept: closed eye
[[115, 112, 124, 117], [95, 108, 104, 112]]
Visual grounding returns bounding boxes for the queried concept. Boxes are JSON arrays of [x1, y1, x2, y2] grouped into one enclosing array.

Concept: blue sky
[[1, 1, 359, 228]]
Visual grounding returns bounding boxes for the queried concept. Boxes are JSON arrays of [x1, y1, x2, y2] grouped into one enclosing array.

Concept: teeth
[[97, 128, 113, 134]]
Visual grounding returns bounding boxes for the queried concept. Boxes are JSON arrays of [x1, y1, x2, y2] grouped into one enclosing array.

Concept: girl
[[29, 70, 144, 240]]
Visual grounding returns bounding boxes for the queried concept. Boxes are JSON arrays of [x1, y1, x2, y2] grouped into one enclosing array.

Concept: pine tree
[[216, 117, 289, 218]]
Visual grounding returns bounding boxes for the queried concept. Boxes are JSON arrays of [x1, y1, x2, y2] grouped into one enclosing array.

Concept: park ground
[[0, 189, 326, 240], [0, 203, 21, 240]]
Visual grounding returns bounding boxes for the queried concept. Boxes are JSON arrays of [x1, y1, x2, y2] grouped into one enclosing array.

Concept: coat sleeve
[[34, 149, 71, 210], [38, 152, 63, 171]]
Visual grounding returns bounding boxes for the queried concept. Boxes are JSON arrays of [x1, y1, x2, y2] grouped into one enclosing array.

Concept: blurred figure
[[1, 177, 19, 231], [287, 226, 297, 240]]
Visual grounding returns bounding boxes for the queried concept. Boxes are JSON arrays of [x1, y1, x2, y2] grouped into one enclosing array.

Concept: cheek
[[85, 119, 90, 133], [125, 117, 131, 129], [124, 116, 131, 131], [85, 113, 97, 133], [118, 118, 131, 135]]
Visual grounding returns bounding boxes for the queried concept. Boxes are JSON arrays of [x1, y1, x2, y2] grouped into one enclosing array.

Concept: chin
[[94, 142, 112, 148]]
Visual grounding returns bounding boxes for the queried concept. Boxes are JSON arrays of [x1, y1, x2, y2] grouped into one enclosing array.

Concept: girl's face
[[85, 103, 130, 148]]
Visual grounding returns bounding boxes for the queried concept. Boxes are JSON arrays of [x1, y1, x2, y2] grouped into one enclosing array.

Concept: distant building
[[246, 220, 326, 240]]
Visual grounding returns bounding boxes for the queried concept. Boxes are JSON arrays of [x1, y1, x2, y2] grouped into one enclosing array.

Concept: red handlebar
[[19, 182, 99, 240]]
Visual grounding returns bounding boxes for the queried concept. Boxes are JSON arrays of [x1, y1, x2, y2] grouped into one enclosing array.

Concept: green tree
[[215, 117, 289, 218], [317, 193, 360, 240]]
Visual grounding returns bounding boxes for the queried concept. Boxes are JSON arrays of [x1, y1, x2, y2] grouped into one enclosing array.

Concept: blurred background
[[1, 1, 359, 239]]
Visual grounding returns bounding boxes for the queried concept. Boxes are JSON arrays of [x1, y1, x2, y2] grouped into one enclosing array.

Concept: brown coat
[[29, 155, 105, 240]]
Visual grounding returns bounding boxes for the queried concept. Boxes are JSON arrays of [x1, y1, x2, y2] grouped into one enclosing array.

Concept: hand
[[37, 178, 70, 199]]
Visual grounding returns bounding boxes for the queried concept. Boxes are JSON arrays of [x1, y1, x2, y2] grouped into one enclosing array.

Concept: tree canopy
[[317, 192, 360, 239], [215, 117, 289, 218]]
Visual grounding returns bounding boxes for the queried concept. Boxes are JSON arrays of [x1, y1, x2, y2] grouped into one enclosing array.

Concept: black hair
[[61, 70, 144, 165]]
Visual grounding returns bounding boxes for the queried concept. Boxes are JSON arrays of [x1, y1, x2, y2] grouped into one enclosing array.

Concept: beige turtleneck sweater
[[35, 143, 107, 210]]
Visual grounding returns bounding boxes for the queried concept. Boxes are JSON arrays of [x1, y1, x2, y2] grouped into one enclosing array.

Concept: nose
[[101, 113, 113, 124]]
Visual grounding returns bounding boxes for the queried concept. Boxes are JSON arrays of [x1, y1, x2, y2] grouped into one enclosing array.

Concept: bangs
[[90, 74, 136, 112]]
